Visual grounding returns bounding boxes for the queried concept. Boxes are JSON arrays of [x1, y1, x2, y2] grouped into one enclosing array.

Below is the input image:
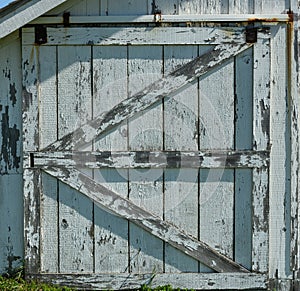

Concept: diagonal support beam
[[44, 36, 252, 151], [44, 166, 249, 273]]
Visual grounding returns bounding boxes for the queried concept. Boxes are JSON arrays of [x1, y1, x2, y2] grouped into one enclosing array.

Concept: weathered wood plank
[[57, 46, 93, 273], [0, 33, 22, 175], [254, 0, 289, 14], [290, 11, 299, 273], [93, 45, 129, 273], [44, 167, 249, 273], [37, 45, 58, 273], [40, 173, 58, 273], [252, 36, 270, 273], [101, 0, 148, 16], [201, 0, 229, 14], [228, 0, 254, 14], [234, 47, 253, 270], [26, 150, 269, 169], [29, 273, 268, 290], [163, 45, 198, 272], [29, 14, 290, 25], [269, 24, 292, 278], [199, 44, 235, 272], [22, 43, 40, 275], [58, 182, 94, 273], [0, 174, 23, 274], [128, 45, 164, 273], [24, 169, 41, 275], [149, 0, 179, 14], [45, 39, 252, 152], [22, 27, 246, 46]]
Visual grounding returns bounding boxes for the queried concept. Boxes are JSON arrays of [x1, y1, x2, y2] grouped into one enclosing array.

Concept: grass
[[0, 272, 188, 291]]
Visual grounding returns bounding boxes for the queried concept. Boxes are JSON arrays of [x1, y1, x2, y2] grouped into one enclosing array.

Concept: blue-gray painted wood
[[0, 33, 23, 275], [234, 47, 253, 270]]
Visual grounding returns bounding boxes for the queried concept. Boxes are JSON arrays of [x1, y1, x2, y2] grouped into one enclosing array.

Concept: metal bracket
[[35, 26, 47, 45], [246, 27, 257, 43]]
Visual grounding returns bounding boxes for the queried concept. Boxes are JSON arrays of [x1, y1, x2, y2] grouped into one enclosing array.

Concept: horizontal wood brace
[[24, 150, 269, 169], [27, 273, 268, 290], [29, 14, 290, 25], [44, 166, 249, 273]]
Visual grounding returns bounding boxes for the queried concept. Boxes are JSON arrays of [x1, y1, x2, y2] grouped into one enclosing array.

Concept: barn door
[[22, 24, 270, 290]]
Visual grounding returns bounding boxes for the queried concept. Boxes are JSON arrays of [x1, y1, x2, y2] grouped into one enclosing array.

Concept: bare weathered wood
[[22, 26, 246, 46], [22, 43, 40, 275], [28, 273, 267, 290], [44, 39, 252, 152], [25, 150, 269, 169], [44, 167, 249, 273], [252, 36, 270, 273]]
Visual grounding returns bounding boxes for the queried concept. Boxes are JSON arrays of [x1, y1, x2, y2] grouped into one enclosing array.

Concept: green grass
[[0, 268, 191, 291]]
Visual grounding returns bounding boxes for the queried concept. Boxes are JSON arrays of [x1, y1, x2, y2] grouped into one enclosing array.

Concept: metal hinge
[[35, 26, 47, 45]]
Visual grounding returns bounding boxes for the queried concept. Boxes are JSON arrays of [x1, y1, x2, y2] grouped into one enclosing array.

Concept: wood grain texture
[[0, 174, 23, 274], [57, 46, 93, 273], [128, 45, 164, 273], [22, 43, 40, 275], [40, 172, 58, 273], [234, 47, 253, 270], [44, 167, 248, 273], [254, 0, 288, 13], [22, 27, 246, 46], [252, 36, 270, 274], [44, 37, 251, 152], [290, 10, 299, 273], [26, 150, 269, 169], [102, 0, 148, 15], [164, 45, 198, 273], [29, 273, 267, 290], [199, 44, 235, 272], [93, 45, 129, 273], [269, 24, 291, 278]]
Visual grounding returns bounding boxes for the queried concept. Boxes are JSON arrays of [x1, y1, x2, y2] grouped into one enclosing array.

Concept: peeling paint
[[1, 106, 20, 174]]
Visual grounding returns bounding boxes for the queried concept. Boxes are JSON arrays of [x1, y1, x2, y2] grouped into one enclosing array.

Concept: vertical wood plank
[[178, 0, 201, 14], [45, 0, 84, 16], [269, 25, 291, 278], [0, 34, 22, 175], [163, 45, 199, 272], [252, 35, 270, 274], [57, 46, 93, 272], [128, 45, 164, 273], [103, 0, 148, 15], [40, 173, 58, 273], [229, 0, 254, 13], [199, 46, 234, 272], [290, 11, 299, 274], [58, 182, 94, 273], [0, 174, 23, 274], [93, 46, 129, 273], [234, 47, 253, 270], [38, 45, 59, 272], [254, 0, 288, 13], [201, 0, 229, 14], [148, 0, 179, 15], [22, 44, 40, 275]]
